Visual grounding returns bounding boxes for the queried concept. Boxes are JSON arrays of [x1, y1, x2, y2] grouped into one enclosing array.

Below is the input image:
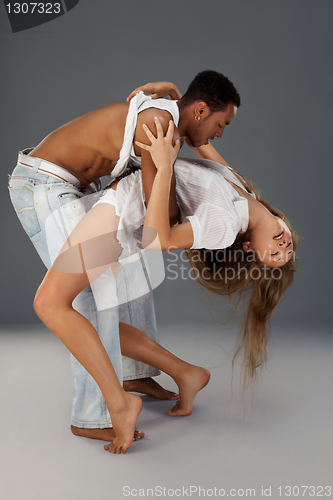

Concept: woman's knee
[[33, 283, 58, 326]]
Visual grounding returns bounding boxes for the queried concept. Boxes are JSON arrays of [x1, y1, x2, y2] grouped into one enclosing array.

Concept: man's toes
[[133, 430, 145, 441], [154, 389, 179, 400], [168, 392, 180, 400]]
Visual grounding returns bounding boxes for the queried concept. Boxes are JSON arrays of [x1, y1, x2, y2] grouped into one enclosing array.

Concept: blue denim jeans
[[8, 155, 160, 428]]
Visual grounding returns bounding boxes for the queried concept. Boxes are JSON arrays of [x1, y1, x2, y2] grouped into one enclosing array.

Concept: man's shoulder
[[137, 107, 176, 129]]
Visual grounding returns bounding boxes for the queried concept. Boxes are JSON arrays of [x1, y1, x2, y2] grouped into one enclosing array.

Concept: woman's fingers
[[153, 117, 168, 138], [153, 118, 175, 143], [136, 119, 179, 166], [126, 90, 137, 101], [174, 138, 181, 156], [127, 82, 174, 101], [136, 119, 177, 149], [126, 86, 145, 101], [142, 123, 156, 143], [165, 120, 175, 141], [127, 84, 160, 101], [135, 140, 150, 151]]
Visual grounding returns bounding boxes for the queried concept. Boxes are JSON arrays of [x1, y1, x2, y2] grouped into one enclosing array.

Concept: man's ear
[[243, 241, 252, 253], [194, 102, 209, 119]]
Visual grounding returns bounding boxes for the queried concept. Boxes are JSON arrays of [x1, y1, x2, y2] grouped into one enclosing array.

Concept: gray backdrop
[[1, 0, 332, 326]]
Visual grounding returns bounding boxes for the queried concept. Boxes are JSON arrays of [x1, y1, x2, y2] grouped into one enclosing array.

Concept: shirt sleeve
[[186, 203, 238, 250]]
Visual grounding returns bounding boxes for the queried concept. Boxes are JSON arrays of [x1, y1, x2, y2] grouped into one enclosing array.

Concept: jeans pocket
[[59, 192, 85, 219], [8, 179, 41, 238], [57, 192, 87, 236]]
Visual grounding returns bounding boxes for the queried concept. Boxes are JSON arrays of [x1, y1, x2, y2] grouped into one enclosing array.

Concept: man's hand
[[127, 82, 182, 101]]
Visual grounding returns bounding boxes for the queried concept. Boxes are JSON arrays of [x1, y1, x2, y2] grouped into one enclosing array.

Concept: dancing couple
[[8, 71, 298, 453]]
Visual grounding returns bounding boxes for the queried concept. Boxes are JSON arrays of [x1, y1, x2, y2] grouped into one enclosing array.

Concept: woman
[[34, 120, 299, 454], [137, 119, 299, 391]]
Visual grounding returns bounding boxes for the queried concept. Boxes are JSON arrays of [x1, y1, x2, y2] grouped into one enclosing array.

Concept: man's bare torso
[[29, 102, 137, 185], [29, 101, 180, 186]]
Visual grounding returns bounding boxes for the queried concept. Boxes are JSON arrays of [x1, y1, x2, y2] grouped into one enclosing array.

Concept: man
[[8, 70, 240, 443]]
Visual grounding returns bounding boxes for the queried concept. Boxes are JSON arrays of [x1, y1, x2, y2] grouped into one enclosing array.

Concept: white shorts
[[93, 188, 117, 208]]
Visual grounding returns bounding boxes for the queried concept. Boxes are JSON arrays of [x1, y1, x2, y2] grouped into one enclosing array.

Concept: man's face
[[187, 102, 237, 147]]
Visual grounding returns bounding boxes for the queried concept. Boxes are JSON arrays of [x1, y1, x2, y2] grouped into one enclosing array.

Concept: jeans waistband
[[17, 149, 100, 191]]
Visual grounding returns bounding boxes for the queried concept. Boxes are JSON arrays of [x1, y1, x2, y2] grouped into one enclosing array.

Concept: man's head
[[179, 70, 241, 147]]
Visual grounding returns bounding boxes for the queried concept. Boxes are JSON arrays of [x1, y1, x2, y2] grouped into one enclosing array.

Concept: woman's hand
[[140, 118, 193, 251], [135, 118, 180, 173], [127, 82, 182, 101]]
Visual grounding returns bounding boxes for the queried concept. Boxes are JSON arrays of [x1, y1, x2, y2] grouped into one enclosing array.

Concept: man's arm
[[185, 139, 230, 166], [135, 108, 180, 224]]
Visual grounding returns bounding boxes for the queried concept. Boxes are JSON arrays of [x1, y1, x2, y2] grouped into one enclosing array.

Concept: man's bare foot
[[71, 425, 144, 442], [167, 366, 210, 417], [123, 377, 179, 400], [104, 393, 143, 454]]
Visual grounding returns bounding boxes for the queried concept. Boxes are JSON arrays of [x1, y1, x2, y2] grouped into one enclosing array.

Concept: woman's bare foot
[[123, 377, 179, 400], [104, 393, 143, 454], [167, 366, 210, 417], [71, 425, 144, 442]]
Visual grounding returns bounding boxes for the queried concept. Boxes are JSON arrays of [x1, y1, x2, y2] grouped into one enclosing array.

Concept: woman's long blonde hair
[[186, 170, 300, 391]]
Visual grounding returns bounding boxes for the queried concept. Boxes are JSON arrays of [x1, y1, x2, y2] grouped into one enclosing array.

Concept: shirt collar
[[233, 198, 249, 233]]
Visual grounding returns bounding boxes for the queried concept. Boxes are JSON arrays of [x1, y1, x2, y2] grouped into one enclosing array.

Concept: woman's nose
[[278, 238, 291, 247]]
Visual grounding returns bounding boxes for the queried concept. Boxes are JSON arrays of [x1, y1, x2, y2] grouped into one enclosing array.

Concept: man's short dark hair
[[181, 70, 241, 112]]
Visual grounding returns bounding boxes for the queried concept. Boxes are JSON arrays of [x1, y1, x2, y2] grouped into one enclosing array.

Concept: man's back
[[29, 101, 131, 185], [28, 99, 179, 186]]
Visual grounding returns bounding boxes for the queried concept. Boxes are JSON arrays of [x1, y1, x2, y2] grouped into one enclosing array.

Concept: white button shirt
[[112, 157, 254, 251], [174, 158, 255, 250]]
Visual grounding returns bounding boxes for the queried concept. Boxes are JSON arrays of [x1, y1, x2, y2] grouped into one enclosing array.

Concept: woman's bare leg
[[102, 322, 210, 452], [119, 323, 210, 415], [36, 286, 142, 454], [34, 203, 208, 453], [34, 203, 142, 454]]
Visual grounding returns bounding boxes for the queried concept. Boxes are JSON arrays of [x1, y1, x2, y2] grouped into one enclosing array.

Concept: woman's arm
[[135, 109, 180, 224], [136, 119, 194, 251], [127, 82, 182, 101]]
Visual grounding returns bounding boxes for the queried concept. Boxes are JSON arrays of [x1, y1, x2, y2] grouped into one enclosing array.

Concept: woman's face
[[244, 217, 294, 268]]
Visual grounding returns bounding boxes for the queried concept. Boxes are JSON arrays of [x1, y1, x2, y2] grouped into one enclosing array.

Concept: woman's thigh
[[44, 203, 122, 305]]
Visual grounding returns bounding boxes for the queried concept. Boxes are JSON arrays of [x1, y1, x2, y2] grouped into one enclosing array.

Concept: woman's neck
[[225, 179, 275, 231], [247, 195, 274, 231]]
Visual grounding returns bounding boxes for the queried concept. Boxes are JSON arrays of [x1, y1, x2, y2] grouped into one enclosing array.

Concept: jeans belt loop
[[32, 158, 42, 173]]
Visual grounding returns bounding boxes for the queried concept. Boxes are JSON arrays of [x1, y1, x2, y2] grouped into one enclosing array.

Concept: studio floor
[[0, 323, 332, 500]]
